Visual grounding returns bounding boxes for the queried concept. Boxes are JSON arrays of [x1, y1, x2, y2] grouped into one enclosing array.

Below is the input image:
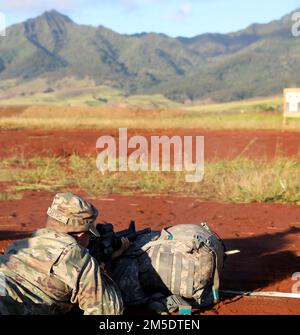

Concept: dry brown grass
[[0, 105, 296, 130]]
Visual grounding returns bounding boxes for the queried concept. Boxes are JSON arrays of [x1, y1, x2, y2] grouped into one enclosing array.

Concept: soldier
[[0, 192, 128, 315]]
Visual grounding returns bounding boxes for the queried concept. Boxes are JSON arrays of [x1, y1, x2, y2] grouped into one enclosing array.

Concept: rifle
[[89, 220, 151, 267]]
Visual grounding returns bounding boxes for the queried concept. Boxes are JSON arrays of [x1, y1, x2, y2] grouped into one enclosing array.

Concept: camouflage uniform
[[0, 193, 124, 315]]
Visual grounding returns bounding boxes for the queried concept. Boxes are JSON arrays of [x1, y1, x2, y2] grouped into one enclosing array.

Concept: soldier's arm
[[53, 245, 124, 315], [76, 256, 124, 315]]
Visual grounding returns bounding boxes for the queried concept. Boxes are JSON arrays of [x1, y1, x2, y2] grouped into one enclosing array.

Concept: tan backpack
[[140, 223, 225, 305], [112, 223, 225, 307]]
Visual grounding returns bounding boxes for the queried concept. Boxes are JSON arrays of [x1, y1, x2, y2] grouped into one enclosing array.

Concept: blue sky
[[1, 0, 300, 37]]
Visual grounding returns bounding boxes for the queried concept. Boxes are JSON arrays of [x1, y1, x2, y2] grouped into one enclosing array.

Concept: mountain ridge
[[0, 9, 299, 102]]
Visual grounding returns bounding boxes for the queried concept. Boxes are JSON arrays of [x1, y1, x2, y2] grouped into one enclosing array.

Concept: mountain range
[[0, 9, 299, 102]]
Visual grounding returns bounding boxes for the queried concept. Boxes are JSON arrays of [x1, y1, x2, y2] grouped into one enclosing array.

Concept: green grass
[[0, 193, 23, 200], [1, 155, 300, 204], [183, 96, 282, 114], [203, 158, 300, 203]]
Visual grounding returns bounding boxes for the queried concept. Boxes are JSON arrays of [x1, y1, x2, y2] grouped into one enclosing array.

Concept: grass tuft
[[1, 155, 300, 204]]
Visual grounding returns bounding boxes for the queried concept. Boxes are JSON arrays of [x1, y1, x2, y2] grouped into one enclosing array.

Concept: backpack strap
[[193, 232, 222, 303], [159, 250, 174, 289], [173, 253, 182, 294], [186, 260, 195, 297], [212, 251, 220, 301]]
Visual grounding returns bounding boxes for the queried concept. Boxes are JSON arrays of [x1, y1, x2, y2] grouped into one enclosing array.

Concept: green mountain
[[0, 9, 299, 102]]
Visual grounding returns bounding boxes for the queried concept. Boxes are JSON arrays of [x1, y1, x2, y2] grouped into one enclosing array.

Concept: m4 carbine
[[89, 220, 150, 267]]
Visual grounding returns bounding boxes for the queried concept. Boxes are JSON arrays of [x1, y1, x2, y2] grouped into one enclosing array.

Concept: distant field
[[0, 77, 282, 110], [0, 95, 299, 130], [0, 78, 180, 109], [183, 96, 282, 113]]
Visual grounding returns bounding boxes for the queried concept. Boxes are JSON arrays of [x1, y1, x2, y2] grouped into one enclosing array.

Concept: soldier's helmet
[[46, 192, 100, 236]]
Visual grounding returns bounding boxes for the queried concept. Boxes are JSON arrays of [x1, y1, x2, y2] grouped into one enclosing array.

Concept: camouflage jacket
[[0, 228, 124, 315]]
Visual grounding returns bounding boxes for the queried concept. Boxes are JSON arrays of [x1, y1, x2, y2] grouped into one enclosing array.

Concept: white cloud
[[173, 1, 193, 21], [180, 2, 193, 16]]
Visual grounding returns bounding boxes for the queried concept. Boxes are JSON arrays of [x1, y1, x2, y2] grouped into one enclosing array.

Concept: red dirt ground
[[1, 191, 300, 315], [1, 128, 300, 159], [1, 128, 300, 314]]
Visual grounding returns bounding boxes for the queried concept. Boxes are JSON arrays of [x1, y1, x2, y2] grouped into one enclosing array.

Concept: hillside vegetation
[[0, 9, 299, 102]]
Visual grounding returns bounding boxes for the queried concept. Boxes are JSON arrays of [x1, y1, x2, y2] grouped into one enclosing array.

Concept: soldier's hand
[[112, 237, 131, 260], [120, 237, 130, 251]]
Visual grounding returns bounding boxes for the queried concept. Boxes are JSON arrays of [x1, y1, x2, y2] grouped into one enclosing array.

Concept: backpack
[[111, 223, 225, 307]]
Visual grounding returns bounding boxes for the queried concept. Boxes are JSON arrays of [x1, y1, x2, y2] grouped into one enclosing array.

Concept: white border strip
[[221, 290, 300, 299]]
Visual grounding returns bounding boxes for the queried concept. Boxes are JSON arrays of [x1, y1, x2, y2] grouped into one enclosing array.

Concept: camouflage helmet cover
[[46, 193, 99, 236]]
